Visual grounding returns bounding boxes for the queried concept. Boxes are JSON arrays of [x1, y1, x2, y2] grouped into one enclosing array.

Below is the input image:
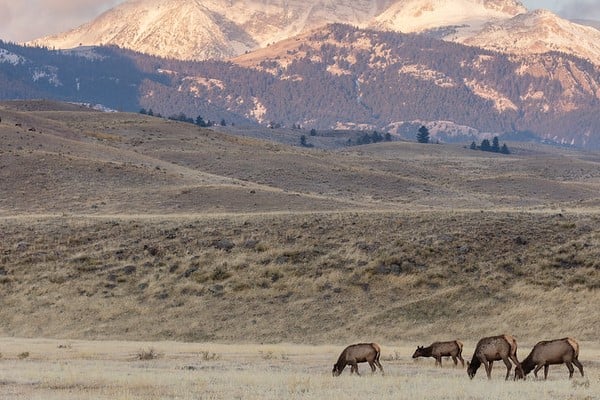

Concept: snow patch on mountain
[[0, 48, 26, 65], [249, 97, 268, 123], [399, 64, 456, 88], [32, 67, 62, 87], [464, 79, 517, 112], [372, 0, 526, 36]]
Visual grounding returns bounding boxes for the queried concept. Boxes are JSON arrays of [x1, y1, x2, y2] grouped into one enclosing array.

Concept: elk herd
[[333, 335, 585, 380]]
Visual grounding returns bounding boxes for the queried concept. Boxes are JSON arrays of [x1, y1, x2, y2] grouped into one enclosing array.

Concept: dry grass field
[[0, 338, 598, 400], [1, 100, 600, 398]]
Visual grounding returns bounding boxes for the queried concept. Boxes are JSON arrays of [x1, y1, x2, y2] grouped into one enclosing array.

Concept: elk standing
[[332, 343, 384, 376], [518, 337, 584, 380], [412, 340, 464, 367], [467, 334, 524, 380]]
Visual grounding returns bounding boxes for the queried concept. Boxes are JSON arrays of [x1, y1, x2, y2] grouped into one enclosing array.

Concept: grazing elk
[[517, 337, 584, 380], [467, 334, 524, 380], [412, 340, 465, 367], [332, 343, 384, 376]]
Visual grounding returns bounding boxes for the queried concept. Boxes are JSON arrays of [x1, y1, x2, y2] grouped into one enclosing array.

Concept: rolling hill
[[1, 100, 599, 343]]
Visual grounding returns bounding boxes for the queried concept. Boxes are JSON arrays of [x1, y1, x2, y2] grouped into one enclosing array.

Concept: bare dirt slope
[[1, 100, 599, 344]]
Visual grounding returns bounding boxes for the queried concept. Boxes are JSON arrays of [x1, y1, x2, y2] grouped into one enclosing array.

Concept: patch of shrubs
[[136, 348, 159, 360]]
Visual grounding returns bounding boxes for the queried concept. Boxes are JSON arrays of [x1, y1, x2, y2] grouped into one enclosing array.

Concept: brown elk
[[332, 343, 384, 376], [467, 334, 524, 380], [412, 340, 465, 367], [517, 337, 584, 380]]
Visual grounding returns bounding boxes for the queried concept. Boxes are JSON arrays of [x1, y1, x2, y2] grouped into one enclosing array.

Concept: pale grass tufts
[[200, 350, 219, 361], [0, 338, 598, 399], [135, 348, 160, 361]]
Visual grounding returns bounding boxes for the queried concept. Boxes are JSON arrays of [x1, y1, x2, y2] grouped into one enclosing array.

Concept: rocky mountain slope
[[5, 23, 600, 148], [180, 25, 600, 147]]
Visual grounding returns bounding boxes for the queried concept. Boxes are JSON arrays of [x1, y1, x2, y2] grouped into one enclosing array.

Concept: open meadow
[[1, 101, 600, 398], [1, 338, 598, 400]]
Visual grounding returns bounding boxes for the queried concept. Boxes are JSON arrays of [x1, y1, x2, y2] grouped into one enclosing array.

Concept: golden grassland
[[1, 211, 599, 343], [1, 338, 598, 400]]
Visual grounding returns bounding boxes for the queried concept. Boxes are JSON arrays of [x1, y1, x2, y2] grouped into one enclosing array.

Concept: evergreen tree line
[[300, 129, 392, 148], [139, 108, 226, 128], [469, 136, 510, 154], [352, 131, 392, 145]]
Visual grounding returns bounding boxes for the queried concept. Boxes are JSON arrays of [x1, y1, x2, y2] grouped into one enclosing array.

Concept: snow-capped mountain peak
[[460, 9, 600, 65], [371, 0, 527, 34], [27, 0, 600, 66], [29, 0, 396, 61]]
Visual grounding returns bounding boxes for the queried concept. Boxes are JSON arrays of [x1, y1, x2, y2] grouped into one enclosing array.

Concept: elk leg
[[373, 358, 385, 375], [544, 364, 550, 380], [509, 354, 524, 379], [573, 359, 584, 377], [502, 357, 512, 380], [458, 354, 465, 368], [368, 360, 376, 373], [534, 364, 544, 379], [435, 356, 442, 367], [375, 359, 384, 375], [452, 356, 458, 366], [565, 361, 574, 379], [484, 360, 493, 379]]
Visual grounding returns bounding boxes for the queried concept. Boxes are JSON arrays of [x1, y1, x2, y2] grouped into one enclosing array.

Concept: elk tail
[[567, 337, 580, 359], [456, 340, 464, 355], [372, 342, 381, 361], [503, 334, 519, 359]]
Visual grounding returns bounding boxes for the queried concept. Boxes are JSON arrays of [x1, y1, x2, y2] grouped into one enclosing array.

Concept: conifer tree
[[492, 136, 500, 152], [417, 125, 430, 143], [480, 138, 491, 152]]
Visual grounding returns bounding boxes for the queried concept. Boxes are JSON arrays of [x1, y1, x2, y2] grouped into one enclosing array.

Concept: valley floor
[[0, 338, 598, 400]]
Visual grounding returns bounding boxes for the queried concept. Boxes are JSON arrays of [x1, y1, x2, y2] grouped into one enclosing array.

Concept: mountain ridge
[[29, 0, 394, 61], [27, 0, 600, 66]]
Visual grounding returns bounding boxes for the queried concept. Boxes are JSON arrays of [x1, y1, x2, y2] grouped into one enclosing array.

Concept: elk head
[[412, 346, 424, 358]]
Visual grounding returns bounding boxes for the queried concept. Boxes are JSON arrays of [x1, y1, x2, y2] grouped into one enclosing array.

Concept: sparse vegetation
[[136, 348, 159, 361], [200, 350, 220, 361]]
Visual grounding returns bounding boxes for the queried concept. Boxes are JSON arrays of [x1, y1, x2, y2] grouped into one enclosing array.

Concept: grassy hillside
[[1, 100, 599, 344]]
